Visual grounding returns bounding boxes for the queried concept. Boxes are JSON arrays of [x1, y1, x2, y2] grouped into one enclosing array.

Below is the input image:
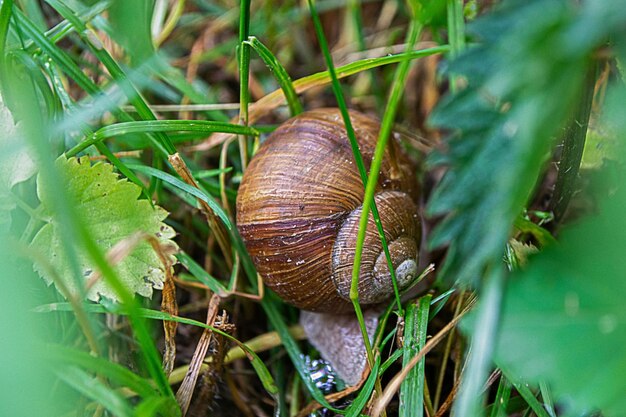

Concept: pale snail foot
[[300, 309, 380, 386]]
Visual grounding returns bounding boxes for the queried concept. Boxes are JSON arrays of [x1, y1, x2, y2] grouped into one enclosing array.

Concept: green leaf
[[30, 156, 178, 302], [495, 182, 626, 416]]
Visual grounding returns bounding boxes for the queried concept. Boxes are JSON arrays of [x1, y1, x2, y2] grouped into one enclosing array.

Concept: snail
[[236, 108, 423, 384]]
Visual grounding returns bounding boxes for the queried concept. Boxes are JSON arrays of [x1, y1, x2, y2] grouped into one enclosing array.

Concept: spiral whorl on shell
[[236, 108, 421, 313]]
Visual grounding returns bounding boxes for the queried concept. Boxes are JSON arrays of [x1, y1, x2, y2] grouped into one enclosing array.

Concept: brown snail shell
[[236, 108, 421, 313]]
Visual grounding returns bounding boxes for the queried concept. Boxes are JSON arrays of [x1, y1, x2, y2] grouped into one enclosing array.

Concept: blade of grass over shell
[[348, 1, 424, 345], [45, 0, 177, 155], [307, 0, 405, 363], [400, 295, 432, 417], [237, 0, 251, 168], [67, 120, 260, 157], [192, 216, 340, 410], [245, 36, 303, 116]]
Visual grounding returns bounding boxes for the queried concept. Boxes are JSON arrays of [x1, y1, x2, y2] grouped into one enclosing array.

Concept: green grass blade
[[453, 269, 504, 417], [134, 397, 179, 417], [381, 348, 404, 374], [12, 7, 99, 94], [55, 366, 135, 417], [16, 0, 46, 29], [44, 0, 176, 154], [345, 356, 381, 417], [16, 1, 111, 52], [539, 381, 557, 417], [506, 374, 551, 417], [0, 0, 13, 79], [237, 0, 251, 166], [550, 63, 597, 222], [400, 295, 432, 417], [246, 36, 303, 116], [127, 163, 232, 228], [447, 0, 465, 55], [313, 46, 449, 81], [10, 50, 63, 122], [12, 6, 168, 157], [447, 0, 465, 92], [92, 142, 153, 203], [176, 251, 229, 295], [46, 344, 159, 398], [262, 300, 340, 413], [67, 120, 260, 157], [488, 375, 512, 417], [40, 302, 284, 408]]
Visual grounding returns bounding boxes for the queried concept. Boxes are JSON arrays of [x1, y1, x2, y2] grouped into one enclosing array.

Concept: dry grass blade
[[85, 231, 177, 292], [161, 261, 178, 376], [434, 375, 461, 417], [168, 153, 232, 269], [175, 293, 221, 416], [371, 302, 474, 417], [433, 291, 466, 410]]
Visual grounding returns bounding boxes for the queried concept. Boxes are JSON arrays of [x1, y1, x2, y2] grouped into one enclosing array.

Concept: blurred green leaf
[[108, 0, 155, 65], [495, 158, 626, 416], [0, 95, 36, 233], [427, 0, 626, 287], [30, 156, 178, 302]]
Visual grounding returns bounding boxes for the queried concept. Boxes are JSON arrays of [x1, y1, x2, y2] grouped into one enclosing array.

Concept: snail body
[[236, 108, 422, 313]]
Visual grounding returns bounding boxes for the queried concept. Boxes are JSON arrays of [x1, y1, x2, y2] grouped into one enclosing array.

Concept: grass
[[1, 1, 624, 417]]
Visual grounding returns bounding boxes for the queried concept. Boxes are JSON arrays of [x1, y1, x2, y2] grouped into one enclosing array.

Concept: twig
[[175, 293, 221, 416]]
